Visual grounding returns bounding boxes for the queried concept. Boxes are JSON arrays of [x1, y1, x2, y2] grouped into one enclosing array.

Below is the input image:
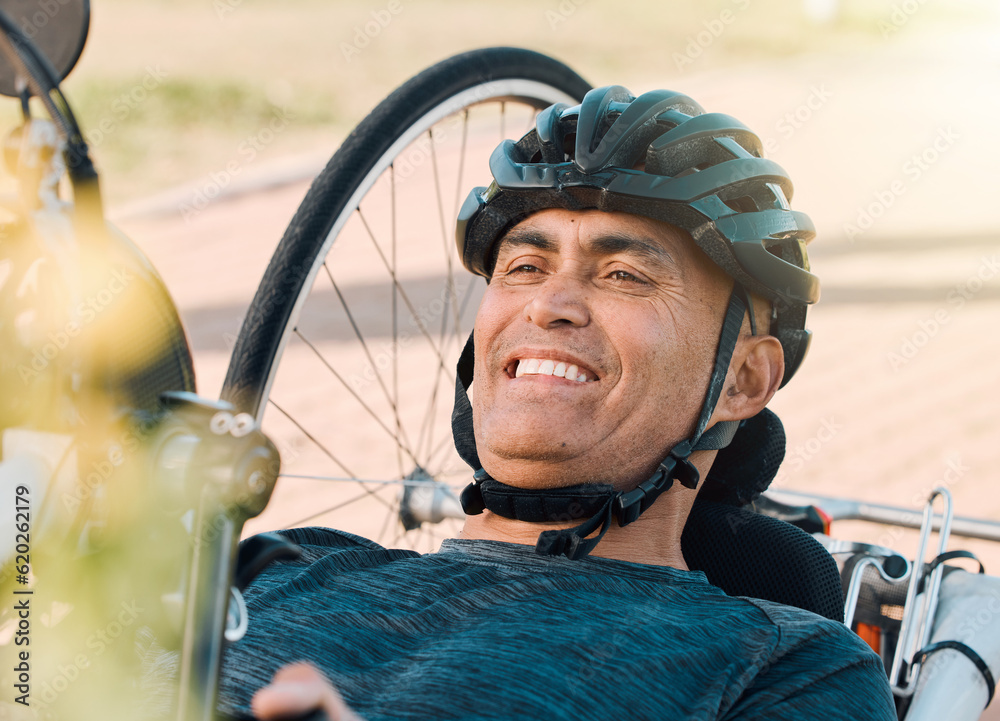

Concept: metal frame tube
[[889, 488, 954, 696], [765, 489, 998, 542]]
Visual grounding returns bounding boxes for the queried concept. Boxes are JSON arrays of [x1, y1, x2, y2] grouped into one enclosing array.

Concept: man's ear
[[712, 334, 784, 423]]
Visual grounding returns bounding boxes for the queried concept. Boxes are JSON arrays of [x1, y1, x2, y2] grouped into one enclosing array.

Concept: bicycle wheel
[[222, 47, 590, 551]]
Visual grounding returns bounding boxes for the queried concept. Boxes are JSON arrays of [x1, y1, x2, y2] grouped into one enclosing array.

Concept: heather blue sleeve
[[722, 599, 896, 720]]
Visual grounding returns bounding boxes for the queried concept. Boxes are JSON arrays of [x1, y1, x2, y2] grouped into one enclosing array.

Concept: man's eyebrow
[[494, 227, 678, 269], [588, 233, 678, 269], [495, 228, 557, 254]]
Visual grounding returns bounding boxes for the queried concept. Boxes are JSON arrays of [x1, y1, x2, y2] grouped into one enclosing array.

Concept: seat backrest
[[681, 498, 844, 622]]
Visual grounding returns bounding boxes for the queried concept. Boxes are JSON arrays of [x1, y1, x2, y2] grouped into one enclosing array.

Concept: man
[[218, 86, 896, 720]]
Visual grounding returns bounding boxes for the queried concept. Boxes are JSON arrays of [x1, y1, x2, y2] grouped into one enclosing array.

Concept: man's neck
[[456, 449, 717, 568], [458, 497, 693, 568]]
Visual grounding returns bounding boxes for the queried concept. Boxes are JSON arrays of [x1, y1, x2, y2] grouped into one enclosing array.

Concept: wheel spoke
[[389, 526, 407, 549], [415, 288, 450, 464], [287, 488, 386, 528], [452, 110, 470, 227], [525, 107, 540, 133], [416, 370, 441, 467], [456, 273, 479, 340], [429, 129, 464, 348], [427, 430, 458, 475], [292, 329, 421, 469], [419, 120, 479, 461], [321, 263, 416, 463], [377, 495, 401, 544], [450, 110, 472, 348], [356, 208, 457, 388], [268, 398, 356, 478], [391, 163, 404, 478], [266, 399, 394, 512], [432, 459, 474, 479], [279, 473, 461, 490], [423, 523, 457, 546]]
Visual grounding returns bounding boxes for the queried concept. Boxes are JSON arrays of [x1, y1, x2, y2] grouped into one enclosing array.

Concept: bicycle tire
[[221, 47, 590, 547]]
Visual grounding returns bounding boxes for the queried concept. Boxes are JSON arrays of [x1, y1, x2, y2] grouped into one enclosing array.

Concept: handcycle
[[2, 2, 1000, 719]]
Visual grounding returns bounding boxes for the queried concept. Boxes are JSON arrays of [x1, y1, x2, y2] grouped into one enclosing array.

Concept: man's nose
[[523, 273, 591, 328]]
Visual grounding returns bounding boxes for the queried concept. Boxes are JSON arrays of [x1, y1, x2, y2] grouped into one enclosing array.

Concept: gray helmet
[[456, 85, 819, 385]]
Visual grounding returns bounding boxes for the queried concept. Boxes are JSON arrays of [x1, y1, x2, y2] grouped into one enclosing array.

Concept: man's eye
[[608, 269, 644, 284], [507, 264, 540, 275]]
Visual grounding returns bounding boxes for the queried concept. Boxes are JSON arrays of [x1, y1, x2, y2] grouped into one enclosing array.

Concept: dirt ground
[[105, 12, 1000, 719]]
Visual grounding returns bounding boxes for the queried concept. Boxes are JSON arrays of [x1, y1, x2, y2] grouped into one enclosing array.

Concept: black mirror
[[0, 0, 90, 97]]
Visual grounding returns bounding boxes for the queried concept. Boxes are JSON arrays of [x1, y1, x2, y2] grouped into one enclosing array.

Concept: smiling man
[[458, 208, 763, 570], [219, 86, 897, 721]]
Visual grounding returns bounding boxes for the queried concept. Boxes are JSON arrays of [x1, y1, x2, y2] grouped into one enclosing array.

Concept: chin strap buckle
[[535, 496, 615, 560], [459, 468, 492, 515], [535, 529, 583, 558], [613, 443, 700, 527], [667, 440, 700, 490], [615, 466, 669, 526]]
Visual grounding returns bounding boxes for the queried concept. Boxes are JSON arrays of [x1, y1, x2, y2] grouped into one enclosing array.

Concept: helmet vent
[[722, 195, 759, 214], [562, 132, 576, 157]]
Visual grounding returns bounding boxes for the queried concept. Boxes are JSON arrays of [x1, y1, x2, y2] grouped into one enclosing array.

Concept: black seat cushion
[[682, 498, 844, 622]]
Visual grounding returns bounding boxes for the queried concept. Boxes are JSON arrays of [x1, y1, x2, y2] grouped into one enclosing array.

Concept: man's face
[[472, 208, 733, 490]]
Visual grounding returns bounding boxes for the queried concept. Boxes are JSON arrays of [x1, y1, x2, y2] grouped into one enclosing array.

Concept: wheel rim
[[239, 78, 582, 551]]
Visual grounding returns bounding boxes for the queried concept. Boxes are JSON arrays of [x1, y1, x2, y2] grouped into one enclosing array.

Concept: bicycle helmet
[[451, 86, 820, 559]]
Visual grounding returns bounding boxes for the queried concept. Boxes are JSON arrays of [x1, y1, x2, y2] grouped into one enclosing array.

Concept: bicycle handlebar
[[765, 489, 1000, 543]]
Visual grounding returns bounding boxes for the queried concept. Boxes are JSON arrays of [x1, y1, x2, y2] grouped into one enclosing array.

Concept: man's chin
[[485, 438, 578, 465], [479, 443, 606, 490], [475, 414, 612, 485]]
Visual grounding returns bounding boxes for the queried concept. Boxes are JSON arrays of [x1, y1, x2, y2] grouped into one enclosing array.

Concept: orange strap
[[855, 622, 881, 654]]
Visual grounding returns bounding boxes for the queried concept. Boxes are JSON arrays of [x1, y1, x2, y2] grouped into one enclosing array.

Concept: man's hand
[[251, 662, 365, 721]]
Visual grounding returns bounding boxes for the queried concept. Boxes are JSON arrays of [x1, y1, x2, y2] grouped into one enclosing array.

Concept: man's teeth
[[514, 358, 591, 382]]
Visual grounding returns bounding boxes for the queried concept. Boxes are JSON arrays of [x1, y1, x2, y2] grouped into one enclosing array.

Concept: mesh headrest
[[698, 408, 785, 507]]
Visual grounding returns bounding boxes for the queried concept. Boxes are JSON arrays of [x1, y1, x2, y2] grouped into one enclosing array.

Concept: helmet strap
[[453, 287, 748, 559], [451, 331, 481, 471]]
